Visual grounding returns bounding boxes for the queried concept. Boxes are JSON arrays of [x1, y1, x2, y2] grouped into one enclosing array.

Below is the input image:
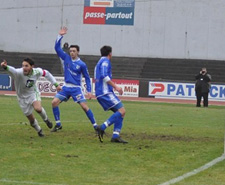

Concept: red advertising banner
[[83, 7, 106, 24]]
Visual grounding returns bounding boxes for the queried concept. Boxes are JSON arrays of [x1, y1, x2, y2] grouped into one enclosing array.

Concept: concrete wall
[[0, 0, 225, 60]]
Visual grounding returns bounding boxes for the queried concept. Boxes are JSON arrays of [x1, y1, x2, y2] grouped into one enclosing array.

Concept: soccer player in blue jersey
[[51, 27, 97, 132], [95, 46, 128, 143]]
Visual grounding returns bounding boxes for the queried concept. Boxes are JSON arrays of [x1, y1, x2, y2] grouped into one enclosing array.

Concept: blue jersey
[[55, 35, 91, 92], [94, 57, 113, 97]]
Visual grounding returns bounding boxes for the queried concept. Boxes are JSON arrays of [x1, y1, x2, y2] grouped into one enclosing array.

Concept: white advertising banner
[[148, 81, 225, 101], [37, 77, 92, 95], [113, 79, 139, 97], [92, 79, 139, 97]]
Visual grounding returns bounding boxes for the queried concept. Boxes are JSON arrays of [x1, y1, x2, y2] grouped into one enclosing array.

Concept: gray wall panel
[[0, 0, 225, 60]]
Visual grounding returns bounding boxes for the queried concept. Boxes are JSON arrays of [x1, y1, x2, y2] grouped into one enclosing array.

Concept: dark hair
[[100, 46, 112, 56], [23, 58, 34, 66], [63, 42, 69, 48], [69, 45, 80, 52]]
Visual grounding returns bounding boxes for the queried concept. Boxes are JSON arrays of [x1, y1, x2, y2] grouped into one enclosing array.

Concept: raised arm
[[55, 27, 68, 61], [1, 59, 7, 69], [1, 59, 18, 78]]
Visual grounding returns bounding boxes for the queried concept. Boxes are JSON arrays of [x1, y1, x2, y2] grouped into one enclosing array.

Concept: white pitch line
[[0, 122, 26, 126], [0, 178, 67, 185], [158, 154, 225, 185], [0, 120, 85, 126], [0, 119, 107, 126]]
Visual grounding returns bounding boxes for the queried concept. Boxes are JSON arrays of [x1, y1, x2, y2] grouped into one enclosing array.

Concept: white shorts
[[18, 93, 41, 116]]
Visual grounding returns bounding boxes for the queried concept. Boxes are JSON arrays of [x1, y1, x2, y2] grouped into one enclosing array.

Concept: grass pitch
[[0, 95, 224, 185]]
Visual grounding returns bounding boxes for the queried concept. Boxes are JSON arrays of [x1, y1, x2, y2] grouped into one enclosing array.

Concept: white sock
[[39, 107, 48, 121], [103, 122, 109, 128], [30, 119, 41, 132]]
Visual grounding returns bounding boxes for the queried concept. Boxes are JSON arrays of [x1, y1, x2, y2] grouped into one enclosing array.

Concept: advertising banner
[[92, 79, 139, 97], [113, 79, 139, 97], [36, 77, 92, 95], [83, 0, 135, 25], [0, 74, 12, 91], [37, 77, 139, 97], [148, 81, 225, 101]]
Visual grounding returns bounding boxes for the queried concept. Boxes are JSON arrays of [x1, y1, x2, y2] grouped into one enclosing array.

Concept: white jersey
[[6, 66, 57, 100]]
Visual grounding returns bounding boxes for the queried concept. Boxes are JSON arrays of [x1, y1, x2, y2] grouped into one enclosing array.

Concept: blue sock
[[112, 116, 123, 139], [101, 111, 122, 131], [86, 109, 97, 128], [53, 106, 61, 126]]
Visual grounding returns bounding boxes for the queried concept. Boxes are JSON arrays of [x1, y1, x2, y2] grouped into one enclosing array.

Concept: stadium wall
[[0, 0, 225, 60]]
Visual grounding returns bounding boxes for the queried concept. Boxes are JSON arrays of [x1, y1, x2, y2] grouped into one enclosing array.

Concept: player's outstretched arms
[[59, 26, 68, 36]]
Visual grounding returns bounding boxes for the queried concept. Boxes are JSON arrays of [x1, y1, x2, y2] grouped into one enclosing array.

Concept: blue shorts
[[55, 86, 86, 103], [97, 93, 123, 111]]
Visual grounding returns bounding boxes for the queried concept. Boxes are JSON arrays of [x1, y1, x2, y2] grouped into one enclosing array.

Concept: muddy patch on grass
[[123, 133, 222, 143]]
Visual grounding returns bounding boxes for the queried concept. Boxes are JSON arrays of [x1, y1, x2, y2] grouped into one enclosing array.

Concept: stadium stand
[[0, 50, 62, 75], [140, 58, 225, 83], [0, 50, 225, 83], [82, 55, 146, 80]]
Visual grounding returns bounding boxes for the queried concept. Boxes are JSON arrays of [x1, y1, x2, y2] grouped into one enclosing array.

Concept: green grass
[[0, 95, 224, 185]]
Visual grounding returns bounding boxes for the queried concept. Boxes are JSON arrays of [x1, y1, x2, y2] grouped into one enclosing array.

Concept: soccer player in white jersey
[[1, 58, 61, 137], [95, 46, 128, 143], [51, 27, 97, 132]]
